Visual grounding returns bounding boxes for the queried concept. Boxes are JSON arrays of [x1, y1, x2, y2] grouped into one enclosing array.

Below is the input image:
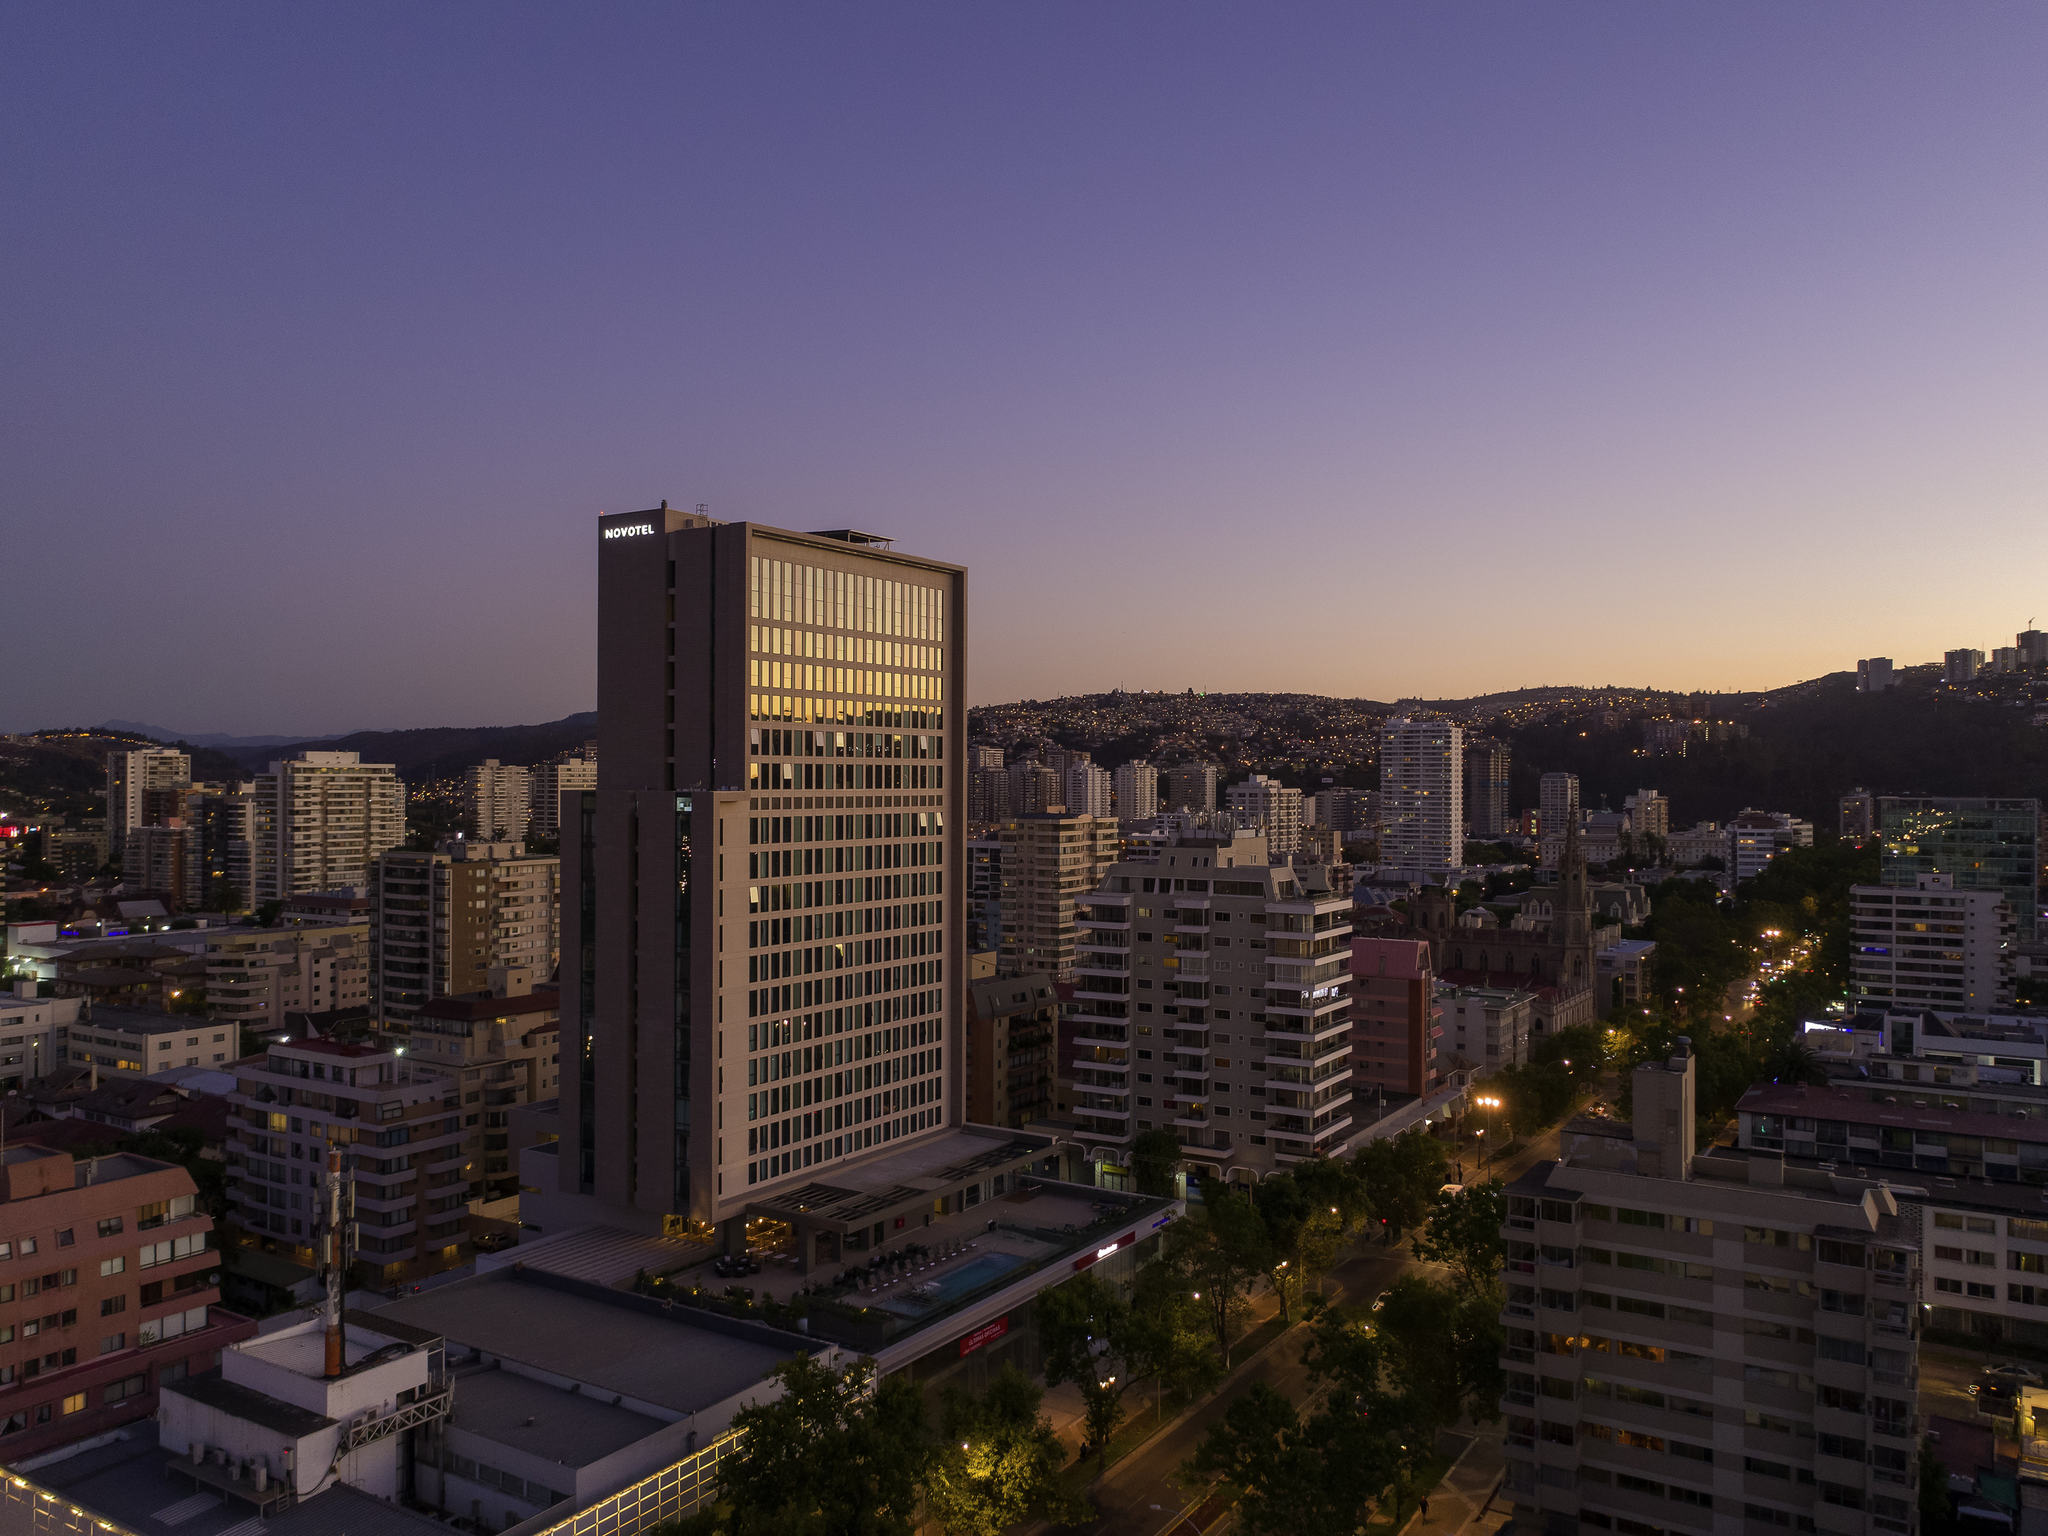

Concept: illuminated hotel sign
[[602, 523, 657, 539], [957, 1316, 1010, 1357], [1073, 1229, 1139, 1272]]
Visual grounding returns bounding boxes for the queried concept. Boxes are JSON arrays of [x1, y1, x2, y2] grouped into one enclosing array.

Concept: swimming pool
[[871, 1251, 1026, 1316]]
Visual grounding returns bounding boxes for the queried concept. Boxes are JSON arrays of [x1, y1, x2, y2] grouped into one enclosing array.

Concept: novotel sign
[[602, 523, 657, 540]]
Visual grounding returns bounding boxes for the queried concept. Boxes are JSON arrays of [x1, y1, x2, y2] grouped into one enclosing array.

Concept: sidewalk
[[1400, 1427, 1508, 1535]]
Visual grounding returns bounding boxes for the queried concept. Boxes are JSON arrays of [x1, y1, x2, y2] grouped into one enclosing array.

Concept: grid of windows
[[738, 546, 953, 1190]]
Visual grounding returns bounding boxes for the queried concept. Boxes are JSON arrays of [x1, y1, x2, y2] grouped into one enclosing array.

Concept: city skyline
[[8, 6, 2048, 734]]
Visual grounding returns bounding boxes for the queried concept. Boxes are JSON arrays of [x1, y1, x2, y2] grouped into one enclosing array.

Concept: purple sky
[[7, 5, 2048, 735]]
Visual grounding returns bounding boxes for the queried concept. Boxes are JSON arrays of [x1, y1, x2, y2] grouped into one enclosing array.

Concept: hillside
[[224, 713, 598, 783], [0, 730, 243, 818]]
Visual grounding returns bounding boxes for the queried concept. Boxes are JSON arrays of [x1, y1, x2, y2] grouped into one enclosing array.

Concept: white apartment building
[[1065, 761, 1114, 818], [1113, 759, 1159, 820], [370, 839, 560, 1028], [64, 1003, 237, 1077], [1438, 982, 1536, 1070], [1502, 1048, 1921, 1536], [467, 758, 533, 842], [1069, 833, 1356, 1182], [0, 988, 80, 1087], [251, 751, 407, 902], [203, 921, 373, 1035], [527, 750, 597, 838], [1622, 789, 1670, 842], [106, 748, 191, 863], [1726, 809, 1814, 885], [1225, 773, 1304, 856], [1849, 876, 2013, 1012], [1539, 772, 1579, 868], [1379, 718, 1463, 870]]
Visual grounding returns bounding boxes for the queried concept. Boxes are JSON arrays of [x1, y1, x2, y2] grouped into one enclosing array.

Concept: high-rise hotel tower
[[561, 507, 972, 1232]]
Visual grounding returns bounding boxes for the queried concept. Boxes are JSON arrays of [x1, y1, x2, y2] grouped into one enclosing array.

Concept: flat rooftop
[[447, 1361, 667, 1467], [235, 1318, 429, 1380], [374, 1270, 806, 1418], [27, 1438, 445, 1536], [744, 1124, 1053, 1231]]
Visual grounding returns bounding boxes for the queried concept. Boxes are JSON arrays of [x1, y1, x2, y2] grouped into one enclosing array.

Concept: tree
[[1917, 1435, 1956, 1535], [1127, 1260, 1223, 1408], [1130, 1127, 1182, 1197], [713, 1355, 930, 1536], [1414, 1179, 1506, 1296], [1374, 1272, 1506, 1434], [925, 1365, 1084, 1536], [1189, 1309, 1417, 1536], [1353, 1128, 1448, 1238], [1036, 1272, 1140, 1458], [1167, 1184, 1270, 1361]]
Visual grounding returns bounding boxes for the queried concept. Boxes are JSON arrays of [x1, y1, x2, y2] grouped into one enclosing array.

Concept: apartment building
[[403, 971, 560, 1201], [369, 839, 560, 1029], [969, 764, 1011, 825], [1379, 718, 1463, 870], [1349, 936, 1439, 1096], [1944, 649, 1985, 685], [105, 748, 190, 865], [1164, 763, 1218, 813], [1466, 743, 1511, 840], [466, 759, 533, 842], [1857, 657, 1895, 693], [1069, 833, 1356, 1182], [1114, 760, 1159, 820], [1849, 876, 2013, 1012], [1225, 774, 1304, 856], [1539, 773, 1579, 869], [203, 922, 372, 1037], [964, 972, 1058, 1128], [1727, 810, 1815, 885], [1065, 761, 1114, 818], [998, 813, 1118, 979], [1438, 983, 1536, 1069], [225, 1037, 467, 1278], [0, 990, 78, 1088], [526, 748, 597, 840], [967, 837, 1003, 955], [1622, 789, 1670, 843], [1879, 795, 2041, 943], [1007, 761, 1060, 815], [251, 751, 407, 902], [1501, 1047, 1921, 1536], [0, 1144, 252, 1461], [63, 1005, 237, 1078]]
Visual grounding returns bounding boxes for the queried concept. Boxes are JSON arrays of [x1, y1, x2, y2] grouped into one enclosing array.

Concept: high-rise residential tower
[[1114, 760, 1159, 820], [997, 812, 1118, 978], [370, 838, 561, 1028], [106, 747, 191, 864], [250, 750, 407, 902], [1464, 742, 1511, 839], [1065, 761, 1114, 818], [1539, 771, 1580, 868], [1378, 717, 1463, 870], [562, 509, 973, 1232], [528, 748, 598, 840], [467, 758, 534, 842], [1225, 773, 1304, 856]]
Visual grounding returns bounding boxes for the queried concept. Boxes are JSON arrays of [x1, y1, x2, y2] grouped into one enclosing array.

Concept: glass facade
[[1879, 796, 2041, 943]]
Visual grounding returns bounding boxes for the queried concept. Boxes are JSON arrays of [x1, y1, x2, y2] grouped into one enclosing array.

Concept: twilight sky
[[6, 5, 2048, 735]]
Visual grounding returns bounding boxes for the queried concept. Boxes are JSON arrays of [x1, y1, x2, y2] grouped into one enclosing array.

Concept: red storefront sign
[[958, 1316, 1010, 1357]]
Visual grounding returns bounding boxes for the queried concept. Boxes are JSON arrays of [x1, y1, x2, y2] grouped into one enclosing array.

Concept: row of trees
[[1190, 1177, 1510, 1535]]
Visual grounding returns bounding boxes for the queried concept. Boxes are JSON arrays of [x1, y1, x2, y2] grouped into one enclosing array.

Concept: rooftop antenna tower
[[321, 1144, 351, 1376]]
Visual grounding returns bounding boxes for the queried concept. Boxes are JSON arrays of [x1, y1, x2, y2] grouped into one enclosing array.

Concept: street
[[1061, 1117, 1570, 1536]]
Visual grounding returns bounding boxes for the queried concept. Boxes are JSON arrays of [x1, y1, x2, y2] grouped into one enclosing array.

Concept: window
[[96, 1217, 123, 1238], [99, 1257, 125, 1278], [99, 1334, 125, 1355], [100, 1296, 126, 1317], [60, 1393, 85, 1415], [55, 1230, 73, 1248], [103, 1375, 145, 1404]]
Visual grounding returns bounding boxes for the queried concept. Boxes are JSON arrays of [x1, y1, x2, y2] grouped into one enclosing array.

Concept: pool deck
[[661, 1184, 1137, 1307]]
